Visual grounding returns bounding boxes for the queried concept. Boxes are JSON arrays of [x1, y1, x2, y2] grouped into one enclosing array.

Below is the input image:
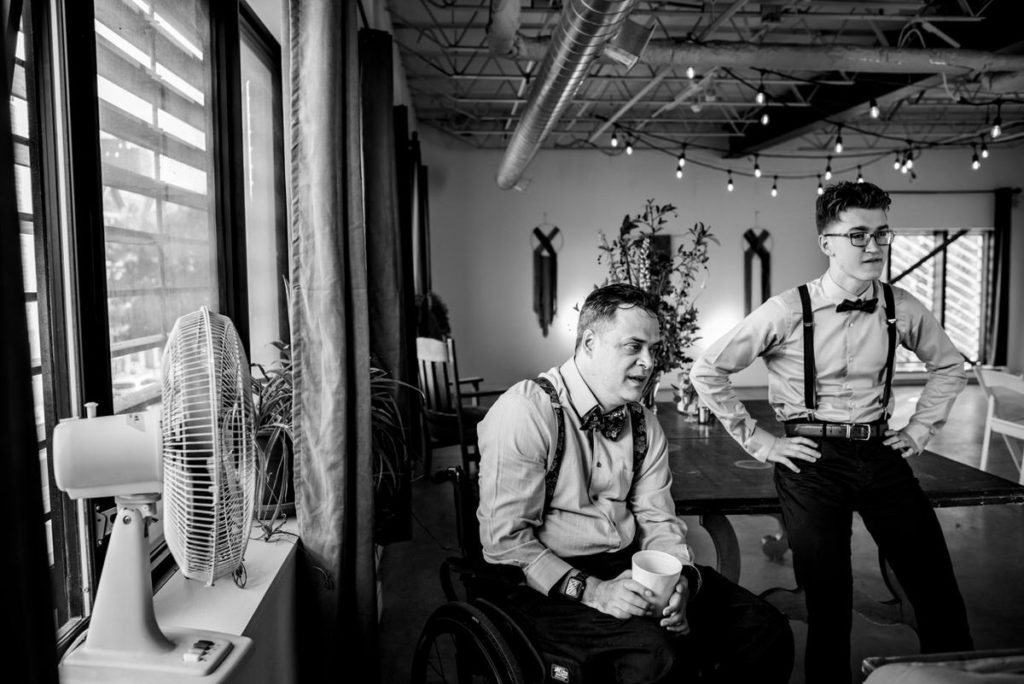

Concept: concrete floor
[[377, 384, 1024, 683]]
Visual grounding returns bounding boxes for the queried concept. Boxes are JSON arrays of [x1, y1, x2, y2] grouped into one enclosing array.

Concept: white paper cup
[[631, 550, 682, 614]]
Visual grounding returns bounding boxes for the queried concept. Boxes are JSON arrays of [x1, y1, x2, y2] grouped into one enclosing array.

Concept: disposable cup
[[631, 550, 682, 615]]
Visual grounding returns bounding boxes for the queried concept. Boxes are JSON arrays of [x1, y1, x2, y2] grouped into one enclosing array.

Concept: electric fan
[[53, 306, 256, 682]]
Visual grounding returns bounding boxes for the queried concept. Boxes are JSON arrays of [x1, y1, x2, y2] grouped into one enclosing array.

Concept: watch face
[[565, 575, 585, 600]]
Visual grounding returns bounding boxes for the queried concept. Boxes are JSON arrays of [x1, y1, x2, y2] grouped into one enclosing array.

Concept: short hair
[[575, 283, 660, 349], [815, 180, 892, 234]]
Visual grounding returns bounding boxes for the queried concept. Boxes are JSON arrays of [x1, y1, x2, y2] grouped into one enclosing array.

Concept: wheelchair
[[410, 465, 555, 684]]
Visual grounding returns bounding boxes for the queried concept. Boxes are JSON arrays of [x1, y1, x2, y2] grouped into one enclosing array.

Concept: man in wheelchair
[[475, 284, 794, 684]]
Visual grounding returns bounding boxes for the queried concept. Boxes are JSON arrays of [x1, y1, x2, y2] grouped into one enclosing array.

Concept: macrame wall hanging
[[531, 221, 562, 336], [743, 214, 772, 315]]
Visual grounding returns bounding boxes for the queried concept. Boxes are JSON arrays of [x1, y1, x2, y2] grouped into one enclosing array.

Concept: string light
[[686, 66, 695, 79], [753, 155, 762, 178], [904, 143, 913, 169], [610, 130, 619, 148], [893, 153, 901, 171], [755, 78, 766, 105], [869, 98, 880, 119], [980, 138, 990, 159], [760, 111, 770, 126], [726, 170, 734, 192], [991, 101, 1002, 138], [625, 136, 634, 155], [834, 126, 844, 154], [817, 175, 824, 195], [824, 156, 833, 181], [675, 167, 683, 180], [857, 165, 864, 183], [677, 144, 686, 168], [971, 144, 981, 170], [771, 176, 778, 198]]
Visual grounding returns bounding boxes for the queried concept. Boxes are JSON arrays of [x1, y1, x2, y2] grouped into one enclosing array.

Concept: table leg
[[699, 513, 740, 584], [760, 513, 789, 562], [851, 550, 917, 632]]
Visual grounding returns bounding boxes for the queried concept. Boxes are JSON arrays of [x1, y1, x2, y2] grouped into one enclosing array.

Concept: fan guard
[[162, 306, 256, 585]]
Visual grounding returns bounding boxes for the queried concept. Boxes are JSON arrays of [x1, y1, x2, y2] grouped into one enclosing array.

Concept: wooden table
[[659, 400, 1024, 627]]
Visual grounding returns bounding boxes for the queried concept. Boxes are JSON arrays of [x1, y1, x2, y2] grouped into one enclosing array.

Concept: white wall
[[422, 132, 1024, 388]]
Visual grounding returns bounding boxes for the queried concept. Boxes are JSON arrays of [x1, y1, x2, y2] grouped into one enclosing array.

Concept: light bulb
[[991, 117, 1002, 139], [893, 154, 901, 171], [981, 142, 989, 159], [900, 163, 908, 174], [905, 156, 913, 170], [857, 166, 864, 183], [626, 142, 633, 155], [834, 137, 843, 154], [824, 157, 832, 181], [869, 99, 880, 119], [972, 153, 980, 170], [760, 111, 770, 126], [726, 171, 734, 192], [817, 178, 824, 196], [686, 66, 695, 79], [771, 177, 778, 198], [677, 151, 686, 168], [676, 168, 683, 179], [755, 87, 765, 105], [610, 132, 619, 148], [754, 157, 762, 178]]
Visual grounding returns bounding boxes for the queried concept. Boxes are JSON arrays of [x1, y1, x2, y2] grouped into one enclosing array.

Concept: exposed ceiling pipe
[[509, 38, 1024, 75], [494, 0, 640, 190]]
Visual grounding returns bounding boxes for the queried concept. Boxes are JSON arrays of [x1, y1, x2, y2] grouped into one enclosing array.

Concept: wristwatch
[[562, 570, 589, 602]]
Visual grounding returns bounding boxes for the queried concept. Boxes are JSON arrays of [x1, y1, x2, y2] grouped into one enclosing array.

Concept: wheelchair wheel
[[411, 601, 526, 684]]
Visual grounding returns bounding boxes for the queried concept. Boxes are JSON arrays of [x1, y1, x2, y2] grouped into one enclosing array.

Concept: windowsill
[[153, 519, 298, 634], [151, 519, 300, 684]]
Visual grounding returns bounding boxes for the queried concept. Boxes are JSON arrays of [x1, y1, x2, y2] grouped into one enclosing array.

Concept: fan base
[[60, 626, 252, 683]]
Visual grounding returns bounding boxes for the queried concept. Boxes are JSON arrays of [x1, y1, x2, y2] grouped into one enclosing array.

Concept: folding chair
[[974, 366, 1024, 484]]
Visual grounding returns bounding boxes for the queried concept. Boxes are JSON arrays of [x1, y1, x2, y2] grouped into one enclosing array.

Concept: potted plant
[[598, 199, 717, 408], [251, 340, 295, 538]]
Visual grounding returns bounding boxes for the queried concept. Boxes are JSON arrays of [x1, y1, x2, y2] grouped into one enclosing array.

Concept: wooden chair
[[415, 336, 504, 475], [974, 366, 1024, 484]]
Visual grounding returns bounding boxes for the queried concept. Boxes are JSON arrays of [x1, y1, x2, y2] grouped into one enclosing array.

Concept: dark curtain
[[289, 0, 376, 677], [986, 188, 1014, 365], [360, 28, 412, 544], [1, 3, 59, 681]]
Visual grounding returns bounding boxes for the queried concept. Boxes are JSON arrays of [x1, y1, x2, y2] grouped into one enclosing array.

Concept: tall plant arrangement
[[598, 199, 717, 397]]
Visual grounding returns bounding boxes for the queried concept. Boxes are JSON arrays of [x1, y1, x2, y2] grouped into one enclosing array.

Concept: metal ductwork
[[510, 37, 1024, 75], [495, 0, 640, 190], [487, 0, 521, 59]]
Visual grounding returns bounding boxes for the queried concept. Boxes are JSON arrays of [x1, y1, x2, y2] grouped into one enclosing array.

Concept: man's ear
[[818, 234, 831, 257], [580, 328, 595, 355]]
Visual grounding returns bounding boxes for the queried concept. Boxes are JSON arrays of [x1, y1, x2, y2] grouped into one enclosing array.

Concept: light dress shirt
[[690, 272, 967, 461], [477, 358, 694, 596]]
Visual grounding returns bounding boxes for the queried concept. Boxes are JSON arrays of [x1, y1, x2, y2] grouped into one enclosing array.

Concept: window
[[94, 0, 220, 414], [10, 0, 288, 653], [240, 6, 288, 368], [887, 229, 990, 372]]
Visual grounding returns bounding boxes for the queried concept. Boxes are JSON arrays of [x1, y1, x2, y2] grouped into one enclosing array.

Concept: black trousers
[[495, 547, 793, 684], [774, 435, 973, 684]]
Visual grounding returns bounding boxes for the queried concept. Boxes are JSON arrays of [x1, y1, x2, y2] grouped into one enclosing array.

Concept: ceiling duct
[[495, 0, 640, 190]]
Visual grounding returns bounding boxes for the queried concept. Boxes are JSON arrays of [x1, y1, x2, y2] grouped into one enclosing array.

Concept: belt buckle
[[848, 424, 871, 441]]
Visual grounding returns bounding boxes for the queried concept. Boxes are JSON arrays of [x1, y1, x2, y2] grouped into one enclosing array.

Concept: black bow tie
[[836, 297, 877, 314], [581, 405, 628, 441]]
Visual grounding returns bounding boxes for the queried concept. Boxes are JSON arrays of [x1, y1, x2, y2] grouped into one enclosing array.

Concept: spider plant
[[251, 340, 294, 538]]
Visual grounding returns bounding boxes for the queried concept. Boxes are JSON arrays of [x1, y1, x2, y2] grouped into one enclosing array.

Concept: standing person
[[690, 180, 973, 683], [476, 283, 793, 684]]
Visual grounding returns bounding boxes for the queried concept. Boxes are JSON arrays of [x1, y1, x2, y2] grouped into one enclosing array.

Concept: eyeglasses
[[821, 229, 896, 247]]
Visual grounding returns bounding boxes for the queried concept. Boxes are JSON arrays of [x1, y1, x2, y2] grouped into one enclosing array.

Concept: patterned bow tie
[[836, 297, 877, 314], [581, 405, 628, 441]]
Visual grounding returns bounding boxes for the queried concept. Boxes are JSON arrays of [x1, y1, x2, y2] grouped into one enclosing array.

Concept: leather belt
[[784, 421, 886, 441]]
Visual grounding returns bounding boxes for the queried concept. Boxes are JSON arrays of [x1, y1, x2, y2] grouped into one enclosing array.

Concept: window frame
[[23, 0, 287, 656]]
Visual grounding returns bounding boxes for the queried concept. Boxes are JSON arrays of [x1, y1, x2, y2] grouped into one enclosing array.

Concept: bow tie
[[581, 405, 628, 441], [836, 297, 877, 314]]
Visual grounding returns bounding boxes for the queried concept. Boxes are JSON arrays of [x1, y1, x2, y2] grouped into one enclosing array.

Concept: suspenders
[[796, 282, 897, 416], [532, 377, 648, 512]]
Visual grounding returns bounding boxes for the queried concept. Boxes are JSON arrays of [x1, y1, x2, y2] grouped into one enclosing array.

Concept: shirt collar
[[821, 270, 876, 304], [559, 357, 601, 421]]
